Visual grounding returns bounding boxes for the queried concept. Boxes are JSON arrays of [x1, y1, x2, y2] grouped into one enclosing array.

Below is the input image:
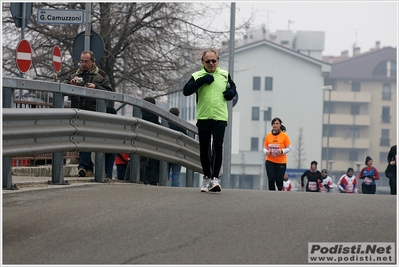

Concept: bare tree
[[293, 127, 306, 169], [2, 2, 253, 98]]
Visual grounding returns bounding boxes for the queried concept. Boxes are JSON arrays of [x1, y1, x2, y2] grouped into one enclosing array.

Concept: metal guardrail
[[2, 77, 201, 189], [3, 108, 201, 169]]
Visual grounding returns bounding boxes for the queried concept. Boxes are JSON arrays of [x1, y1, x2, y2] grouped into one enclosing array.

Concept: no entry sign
[[16, 39, 32, 73], [52, 45, 62, 72]]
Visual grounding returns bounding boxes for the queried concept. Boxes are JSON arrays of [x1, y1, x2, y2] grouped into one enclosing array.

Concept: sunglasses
[[204, 59, 218, 64]]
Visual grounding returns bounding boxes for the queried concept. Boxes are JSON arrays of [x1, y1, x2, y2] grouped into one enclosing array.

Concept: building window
[[351, 82, 360, 92], [373, 60, 397, 77], [349, 150, 358, 161], [252, 107, 260, 120], [253, 76, 261, 91], [382, 106, 390, 122], [390, 61, 397, 77], [265, 77, 273, 91], [380, 129, 390, 146], [323, 124, 334, 137], [382, 83, 392, 100], [251, 137, 259, 151], [281, 40, 289, 45], [380, 152, 389, 163], [263, 107, 272, 121], [351, 104, 360, 115], [324, 101, 333, 114], [350, 128, 359, 139]]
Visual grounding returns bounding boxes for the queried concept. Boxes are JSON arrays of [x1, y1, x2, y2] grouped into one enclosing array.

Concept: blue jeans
[[116, 164, 127, 180], [169, 163, 181, 187], [105, 153, 116, 176], [78, 152, 115, 175], [79, 152, 94, 171]]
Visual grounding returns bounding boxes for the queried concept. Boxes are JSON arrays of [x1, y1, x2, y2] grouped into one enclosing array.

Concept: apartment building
[[323, 45, 397, 189]]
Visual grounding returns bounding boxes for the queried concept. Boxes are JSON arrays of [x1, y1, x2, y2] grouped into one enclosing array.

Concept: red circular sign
[[16, 39, 32, 73], [52, 45, 62, 72]]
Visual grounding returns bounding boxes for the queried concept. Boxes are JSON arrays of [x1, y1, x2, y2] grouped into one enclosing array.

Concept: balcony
[[324, 91, 371, 103], [323, 113, 371, 126], [323, 137, 370, 149]]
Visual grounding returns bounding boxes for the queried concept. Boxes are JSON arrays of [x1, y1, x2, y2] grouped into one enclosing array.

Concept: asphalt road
[[2, 182, 397, 265]]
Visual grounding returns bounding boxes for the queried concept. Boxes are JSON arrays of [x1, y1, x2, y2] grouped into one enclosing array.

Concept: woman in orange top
[[263, 117, 292, 191]]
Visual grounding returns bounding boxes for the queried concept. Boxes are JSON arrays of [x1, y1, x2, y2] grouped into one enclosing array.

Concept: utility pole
[[222, 2, 235, 189]]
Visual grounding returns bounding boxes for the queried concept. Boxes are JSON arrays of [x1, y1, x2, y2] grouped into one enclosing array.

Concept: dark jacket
[[386, 145, 397, 179], [169, 121, 187, 135], [63, 64, 113, 111], [142, 110, 160, 125], [388, 145, 397, 163], [301, 170, 322, 192]]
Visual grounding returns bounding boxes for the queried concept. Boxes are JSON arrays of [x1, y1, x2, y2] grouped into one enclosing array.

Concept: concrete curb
[[12, 164, 79, 177], [6, 164, 126, 193]]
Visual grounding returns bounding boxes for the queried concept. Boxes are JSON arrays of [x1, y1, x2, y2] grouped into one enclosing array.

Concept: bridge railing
[[2, 77, 201, 189]]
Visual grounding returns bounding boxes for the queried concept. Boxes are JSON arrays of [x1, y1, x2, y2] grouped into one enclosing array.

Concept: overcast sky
[[212, 1, 398, 56]]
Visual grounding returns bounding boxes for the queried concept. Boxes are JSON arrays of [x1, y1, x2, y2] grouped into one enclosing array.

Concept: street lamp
[[322, 85, 333, 172], [260, 107, 269, 190]]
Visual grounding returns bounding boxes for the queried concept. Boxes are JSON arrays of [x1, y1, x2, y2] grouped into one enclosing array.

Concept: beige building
[[323, 45, 397, 189]]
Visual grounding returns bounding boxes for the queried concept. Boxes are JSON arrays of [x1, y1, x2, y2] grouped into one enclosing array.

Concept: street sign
[[72, 31, 105, 63], [10, 3, 33, 28], [16, 39, 32, 73], [37, 9, 84, 24], [52, 45, 62, 72]]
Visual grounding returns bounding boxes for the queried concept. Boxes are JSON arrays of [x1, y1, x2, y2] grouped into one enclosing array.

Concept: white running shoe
[[200, 176, 210, 192], [209, 177, 221, 192]]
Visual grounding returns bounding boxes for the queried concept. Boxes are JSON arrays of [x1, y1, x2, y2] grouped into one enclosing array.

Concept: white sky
[[211, 1, 398, 56]]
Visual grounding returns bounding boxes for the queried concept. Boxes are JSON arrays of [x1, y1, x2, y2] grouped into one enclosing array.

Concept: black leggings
[[196, 120, 227, 178], [265, 160, 286, 191]]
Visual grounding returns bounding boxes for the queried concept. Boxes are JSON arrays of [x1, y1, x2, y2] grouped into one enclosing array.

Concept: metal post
[[263, 118, 268, 190], [3, 88, 15, 189], [186, 131, 195, 187], [84, 3, 91, 51], [51, 92, 67, 185], [323, 86, 333, 171], [127, 106, 141, 183], [326, 89, 331, 172], [159, 118, 169, 186], [18, 2, 26, 96], [222, 2, 235, 189], [260, 107, 269, 190], [94, 99, 106, 182]]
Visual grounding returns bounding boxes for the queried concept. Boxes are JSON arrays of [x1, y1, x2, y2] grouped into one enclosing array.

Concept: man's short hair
[[81, 50, 96, 62], [201, 48, 219, 61]]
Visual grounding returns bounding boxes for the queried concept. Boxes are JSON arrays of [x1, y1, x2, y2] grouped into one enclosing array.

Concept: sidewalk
[[5, 164, 123, 193]]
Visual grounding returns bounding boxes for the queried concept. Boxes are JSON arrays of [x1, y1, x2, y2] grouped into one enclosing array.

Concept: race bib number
[[268, 144, 280, 156], [346, 184, 353, 193], [308, 181, 317, 191], [363, 177, 373, 185]]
